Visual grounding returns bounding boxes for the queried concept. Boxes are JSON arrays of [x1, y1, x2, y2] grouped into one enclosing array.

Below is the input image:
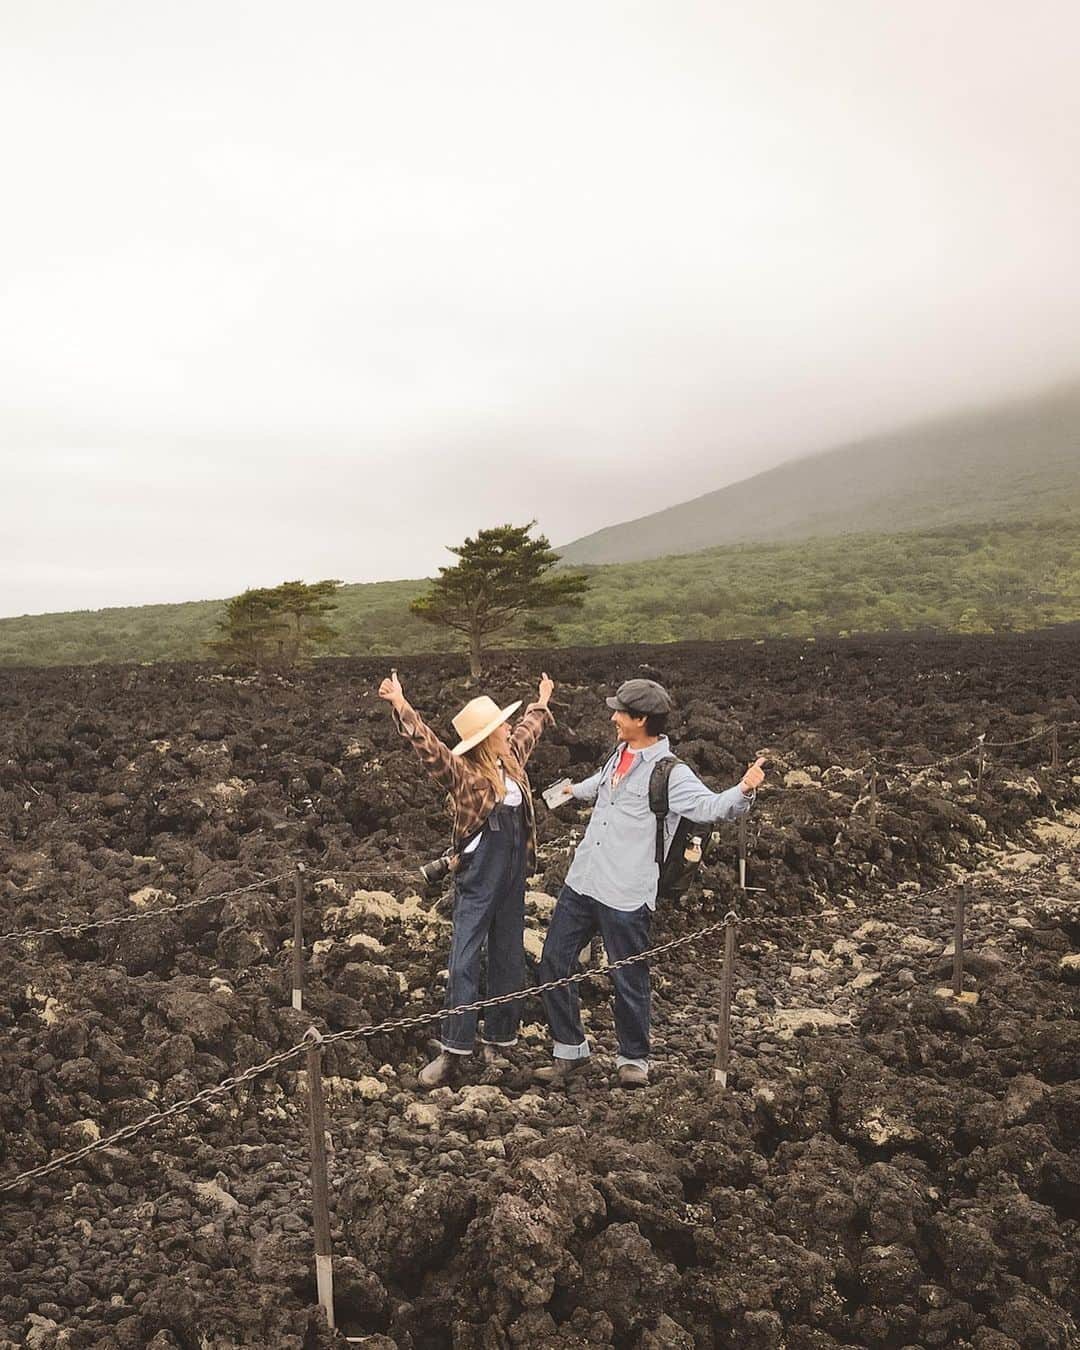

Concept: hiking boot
[[532, 1058, 585, 1086], [481, 1043, 512, 1068], [617, 1064, 649, 1089], [418, 1052, 459, 1090]]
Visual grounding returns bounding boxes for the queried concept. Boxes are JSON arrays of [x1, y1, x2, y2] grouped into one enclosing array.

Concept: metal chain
[[3, 826, 1078, 1194], [984, 725, 1056, 749], [870, 721, 1076, 773], [0, 873, 291, 945], [0, 913, 740, 1193], [1, 715, 1076, 1192], [320, 913, 748, 1049], [0, 1039, 309, 1193], [871, 742, 981, 773], [1004, 720, 1071, 754]]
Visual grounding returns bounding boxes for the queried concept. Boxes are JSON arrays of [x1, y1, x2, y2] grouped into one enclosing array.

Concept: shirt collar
[[618, 735, 670, 763]]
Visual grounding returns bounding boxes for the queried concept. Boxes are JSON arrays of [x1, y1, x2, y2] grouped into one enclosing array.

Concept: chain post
[[713, 915, 737, 1088], [976, 735, 986, 801], [867, 769, 878, 830], [292, 864, 306, 1012], [1050, 724, 1059, 770], [304, 1027, 336, 1331], [952, 885, 967, 997], [737, 816, 748, 890]]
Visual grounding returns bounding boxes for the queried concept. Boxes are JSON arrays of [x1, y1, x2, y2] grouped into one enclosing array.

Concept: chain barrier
[[868, 720, 1077, 773], [983, 726, 1053, 749], [871, 744, 981, 773], [0, 873, 291, 946], [0, 1039, 309, 1194], [0, 717, 1076, 1191], [0, 913, 744, 1194], [319, 914, 750, 1050], [3, 817, 1078, 1197]]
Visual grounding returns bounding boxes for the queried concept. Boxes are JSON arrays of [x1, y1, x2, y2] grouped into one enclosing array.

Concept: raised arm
[[508, 671, 556, 766], [379, 670, 467, 795]]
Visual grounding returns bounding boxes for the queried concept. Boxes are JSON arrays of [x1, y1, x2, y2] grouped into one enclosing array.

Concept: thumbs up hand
[[378, 669, 405, 712], [740, 757, 767, 796]]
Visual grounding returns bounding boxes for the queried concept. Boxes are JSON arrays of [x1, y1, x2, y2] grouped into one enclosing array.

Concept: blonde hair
[[463, 729, 527, 800]]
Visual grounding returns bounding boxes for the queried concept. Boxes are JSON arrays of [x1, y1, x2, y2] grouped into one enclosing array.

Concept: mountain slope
[[557, 382, 1080, 565], [2, 516, 1078, 666]]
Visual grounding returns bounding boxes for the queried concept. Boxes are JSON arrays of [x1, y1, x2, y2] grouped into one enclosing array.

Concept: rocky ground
[[0, 634, 1078, 1349]]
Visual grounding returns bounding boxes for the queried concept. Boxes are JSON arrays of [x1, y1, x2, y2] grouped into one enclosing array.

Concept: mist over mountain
[[557, 382, 1080, 566]]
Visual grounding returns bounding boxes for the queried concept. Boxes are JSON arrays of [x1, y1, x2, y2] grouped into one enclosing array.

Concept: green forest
[[2, 514, 1078, 667]]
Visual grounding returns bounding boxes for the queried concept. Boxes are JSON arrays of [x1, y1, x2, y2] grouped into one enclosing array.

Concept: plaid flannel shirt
[[392, 698, 554, 869]]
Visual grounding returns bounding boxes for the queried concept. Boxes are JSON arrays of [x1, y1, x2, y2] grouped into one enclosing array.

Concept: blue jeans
[[440, 804, 527, 1053], [539, 885, 652, 1068]]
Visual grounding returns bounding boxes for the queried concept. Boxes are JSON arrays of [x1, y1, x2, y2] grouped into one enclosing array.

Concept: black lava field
[[1, 634, 1078, 1350]]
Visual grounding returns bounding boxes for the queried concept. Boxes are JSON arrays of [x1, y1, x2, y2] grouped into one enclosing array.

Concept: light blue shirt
[[564, 736, 753, 911]]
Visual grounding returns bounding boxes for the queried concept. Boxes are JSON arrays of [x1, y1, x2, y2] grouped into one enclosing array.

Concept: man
[[535, 678, 766, 1089]]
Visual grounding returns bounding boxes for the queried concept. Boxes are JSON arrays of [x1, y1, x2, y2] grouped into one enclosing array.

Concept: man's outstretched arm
[[667, 757, 766, 823]]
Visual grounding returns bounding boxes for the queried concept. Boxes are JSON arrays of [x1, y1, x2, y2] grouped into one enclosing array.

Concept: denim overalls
[[439, 800, 527, 1053]]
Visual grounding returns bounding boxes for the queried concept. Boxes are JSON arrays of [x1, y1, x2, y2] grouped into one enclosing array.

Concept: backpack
[[648, 756, 718, 899]]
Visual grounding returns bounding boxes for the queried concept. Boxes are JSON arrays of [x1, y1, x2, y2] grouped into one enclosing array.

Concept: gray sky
[[3, 1, 1079, 617]]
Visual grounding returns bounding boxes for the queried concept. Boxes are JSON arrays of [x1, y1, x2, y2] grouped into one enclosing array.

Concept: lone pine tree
[[410, 523, 588, 676]]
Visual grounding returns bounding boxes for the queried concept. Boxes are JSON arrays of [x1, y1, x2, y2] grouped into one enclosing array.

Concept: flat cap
[[605, 678, 673, 716]]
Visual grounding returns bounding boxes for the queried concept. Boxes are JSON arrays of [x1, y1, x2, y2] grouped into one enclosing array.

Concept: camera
[[419, 852, 458, 885]]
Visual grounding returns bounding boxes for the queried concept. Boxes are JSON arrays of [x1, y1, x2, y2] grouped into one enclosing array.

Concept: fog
[[2, 2, 1078, 615]]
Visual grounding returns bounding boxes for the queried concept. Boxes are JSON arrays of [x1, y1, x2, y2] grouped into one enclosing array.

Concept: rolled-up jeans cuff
[[616, 1055, 648, 1071], [479, 1037, 518, 1048], [553, 1039, 591, 1061], [440, 1043, 473, 1056]]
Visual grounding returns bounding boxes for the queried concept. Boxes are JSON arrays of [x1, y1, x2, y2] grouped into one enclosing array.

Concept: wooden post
[[976, 736, 986, 801], [867, 769, 878, 830], [305, 1027, 336, 1331], [292, 864, 306, 1012], [713, 915, 737, 1088], [952, 886, 966, 997], [737, 816, 748, 891], [1050, 724, 1059, 770]]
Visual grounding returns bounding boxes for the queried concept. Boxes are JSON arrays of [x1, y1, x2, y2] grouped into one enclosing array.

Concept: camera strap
[[454, 822, 486, 853]]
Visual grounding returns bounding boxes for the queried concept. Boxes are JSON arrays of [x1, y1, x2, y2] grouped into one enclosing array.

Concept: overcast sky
[[2, 2, 1079, 618]]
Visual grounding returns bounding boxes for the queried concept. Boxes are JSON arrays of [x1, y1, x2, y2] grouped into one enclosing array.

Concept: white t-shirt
[[462, 771, 522, 853]]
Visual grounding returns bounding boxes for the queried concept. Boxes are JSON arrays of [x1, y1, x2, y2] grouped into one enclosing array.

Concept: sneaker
[[418, 1052, 459, 1090], [532, 1059, 585, 1085], [617, 1065, 649, 1089], [480, 1043, 512, 1068]]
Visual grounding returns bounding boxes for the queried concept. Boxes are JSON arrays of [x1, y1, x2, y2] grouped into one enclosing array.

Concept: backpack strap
[[648, 755, 683, 866], [600, 745, 621, 775]]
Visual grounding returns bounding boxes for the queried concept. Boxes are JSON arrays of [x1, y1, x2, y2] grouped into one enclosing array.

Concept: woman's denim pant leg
[[539, 885, 652, 1064], [440, 804, 526, 1053]]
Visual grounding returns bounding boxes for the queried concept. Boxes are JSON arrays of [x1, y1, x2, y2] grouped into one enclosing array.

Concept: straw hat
[[451, 695, 522, 756]]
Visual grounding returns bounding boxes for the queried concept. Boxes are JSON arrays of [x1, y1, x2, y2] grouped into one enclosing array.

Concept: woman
[[378, 668, 555, 1089]]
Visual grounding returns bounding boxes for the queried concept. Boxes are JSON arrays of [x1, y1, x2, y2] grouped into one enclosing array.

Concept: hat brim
[[605, 696, 629, 712], [451, 700, 522, 756]]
